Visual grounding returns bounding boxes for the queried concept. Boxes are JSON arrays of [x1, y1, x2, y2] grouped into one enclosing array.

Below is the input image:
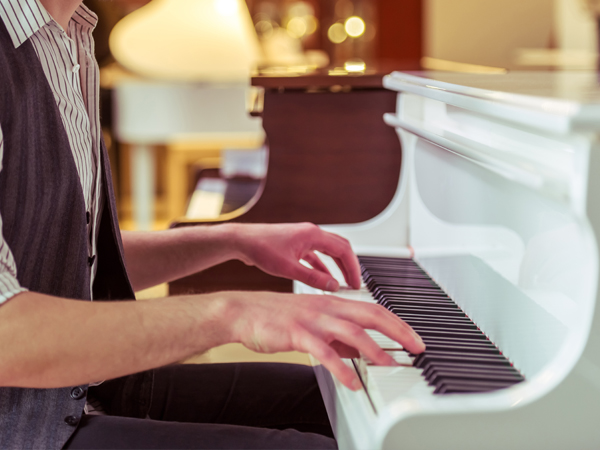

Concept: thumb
[[293, 263, 340, 292]]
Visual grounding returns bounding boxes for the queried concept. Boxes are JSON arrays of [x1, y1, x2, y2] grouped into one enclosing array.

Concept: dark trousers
[[64, 363, 337, 449]]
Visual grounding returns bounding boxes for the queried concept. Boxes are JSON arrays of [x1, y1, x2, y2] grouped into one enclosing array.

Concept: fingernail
[[325, 279, 339, 292], [415, 334, 425, 349], [351, 378, 362, 391]]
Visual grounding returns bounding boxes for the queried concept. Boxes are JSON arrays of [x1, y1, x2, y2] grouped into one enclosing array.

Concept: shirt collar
[[0, 0, 97, 48]]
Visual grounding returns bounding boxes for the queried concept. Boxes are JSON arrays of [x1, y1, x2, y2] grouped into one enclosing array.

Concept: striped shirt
[[0, 0, 103, 303]]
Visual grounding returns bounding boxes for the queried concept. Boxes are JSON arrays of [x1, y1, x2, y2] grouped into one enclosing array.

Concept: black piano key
[[418, 344, 500, 355], [366, 278, 440, 289], [381, 300, 461, 310], [420, 338, 497, 349], [363, 272, 432, 281], [407, 329, 489, 340], [389, 306, 469, 317], [420, 360, 518, 375], [389, 312, 473, 323], [378, 297, 457, 307], [402, 319, 479, 330], [413, 351, 510, 368], [423, 366, 522, 381], [409, 325, 485, 335], [373, 287, 449, 296], [426, 370, 524, 385], [434, 379, 518, 394]]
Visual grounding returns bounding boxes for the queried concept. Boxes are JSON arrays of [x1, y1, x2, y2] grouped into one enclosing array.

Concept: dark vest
[[0, 18, 147, 449]]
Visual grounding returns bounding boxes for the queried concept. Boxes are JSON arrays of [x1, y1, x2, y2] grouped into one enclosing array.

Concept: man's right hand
[[0, 290, 424, 390], [213, 291, 426, 391]]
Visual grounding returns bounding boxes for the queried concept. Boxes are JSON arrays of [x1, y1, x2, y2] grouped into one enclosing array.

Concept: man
[[0, 0, 425, 448]]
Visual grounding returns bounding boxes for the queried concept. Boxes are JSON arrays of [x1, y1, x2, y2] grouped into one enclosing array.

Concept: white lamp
[[109, 0, 262, 82]]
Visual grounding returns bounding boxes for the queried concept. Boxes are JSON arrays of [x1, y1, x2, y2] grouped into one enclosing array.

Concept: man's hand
[[234, 223, 361, 292], [221, 291, 426, 391]]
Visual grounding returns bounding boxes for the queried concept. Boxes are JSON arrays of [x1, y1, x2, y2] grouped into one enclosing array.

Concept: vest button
[[88, 255, 96, 266], [70, 387, 86, 400], [64, 415, 79, 427]]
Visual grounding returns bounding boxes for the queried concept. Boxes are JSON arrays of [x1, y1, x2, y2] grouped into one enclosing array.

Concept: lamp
[[109, 0, 262, 82]]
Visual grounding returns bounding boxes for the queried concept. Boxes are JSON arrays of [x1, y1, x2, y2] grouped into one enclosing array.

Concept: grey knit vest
[[0, 17, 144, 449]]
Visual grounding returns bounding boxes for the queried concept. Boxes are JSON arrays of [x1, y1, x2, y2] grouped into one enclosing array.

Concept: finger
[[321, 297, 426, 354], [296, 330, 362, 391], [302, 252, 332, 276], [313, 233, 361, 289], [310, 317, 398, 367], [332, 256, 351, 287], [292, 263, 340, 292]]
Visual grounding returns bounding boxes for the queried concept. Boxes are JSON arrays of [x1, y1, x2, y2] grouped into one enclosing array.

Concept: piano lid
[[251, 62, 420, 90], [384, 71, 600, 133]]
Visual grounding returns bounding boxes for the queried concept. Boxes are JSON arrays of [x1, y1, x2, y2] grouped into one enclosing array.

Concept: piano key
[[388, 306, 469, 317], [422, 362, 522, 378], [381, 300, 461, 309], [427, 370, 524, 385], [402, 319, 479, 329], [420, 338, 497, 348], [420, 360, 519, 375], [434, 380, 518, 394], [365, 330, 404, 350], [409, 326, 485, 335], [356, 255, 524, 398], [387, 312, 473, 322], [413, 351, 511, 368], [418, 344, 501, 355]]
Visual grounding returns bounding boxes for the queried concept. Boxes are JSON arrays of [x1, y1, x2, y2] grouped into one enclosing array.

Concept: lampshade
[[109, 0, 262, 82]]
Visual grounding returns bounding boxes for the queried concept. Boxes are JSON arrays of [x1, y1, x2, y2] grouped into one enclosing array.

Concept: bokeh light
[[344, 16, 365, 38], [305, 15, 318, 35], [255, 20, 275, 39], [328, 22, 347, 44], [214, 0, 238, 17], [344, 59, 366, 72], [287, 16, 308, 38]]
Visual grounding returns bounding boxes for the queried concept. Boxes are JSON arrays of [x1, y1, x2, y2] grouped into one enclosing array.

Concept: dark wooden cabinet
[[169, 68, 406, 295]]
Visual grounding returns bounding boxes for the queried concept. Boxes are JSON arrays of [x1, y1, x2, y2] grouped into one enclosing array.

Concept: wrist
[[179, 292, 238, 350], [219, 223, 253, 265]]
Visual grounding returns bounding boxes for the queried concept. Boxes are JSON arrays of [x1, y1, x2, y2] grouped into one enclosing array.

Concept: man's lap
[[65, 362, 336, 449]]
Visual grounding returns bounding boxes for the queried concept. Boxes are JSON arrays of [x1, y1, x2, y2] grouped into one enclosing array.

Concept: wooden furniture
[[112, 80, 264, 230], [169, 66, 414, 295]]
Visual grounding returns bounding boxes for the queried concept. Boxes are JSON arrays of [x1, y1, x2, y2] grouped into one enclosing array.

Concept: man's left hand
[[234, 223, 361, 291]]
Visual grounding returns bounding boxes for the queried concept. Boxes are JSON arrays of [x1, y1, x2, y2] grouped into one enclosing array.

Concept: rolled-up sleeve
[[0, 124, 27, 306]]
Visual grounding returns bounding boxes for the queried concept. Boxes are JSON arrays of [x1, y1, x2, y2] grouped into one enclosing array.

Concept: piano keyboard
[[358, 255, 525, 396]]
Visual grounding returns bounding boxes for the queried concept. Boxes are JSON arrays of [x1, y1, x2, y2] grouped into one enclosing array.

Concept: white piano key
[[366, 365, 435, 410], [365, 330, 404, 350]]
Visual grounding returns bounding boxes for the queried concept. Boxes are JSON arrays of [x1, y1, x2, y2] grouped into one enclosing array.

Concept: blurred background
[[91, 0, 600, 231], [88, 0, 600, 362]]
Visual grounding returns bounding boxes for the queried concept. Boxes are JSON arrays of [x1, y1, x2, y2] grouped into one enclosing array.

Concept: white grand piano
[[296, 71, 600, 449]]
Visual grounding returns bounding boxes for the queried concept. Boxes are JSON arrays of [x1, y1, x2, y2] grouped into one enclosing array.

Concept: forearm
[[0, 291, 228, 388], [122, 224, 244, 291]]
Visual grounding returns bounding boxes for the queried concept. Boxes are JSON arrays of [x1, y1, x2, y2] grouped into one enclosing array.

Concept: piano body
[[296, 71, 600, 449]]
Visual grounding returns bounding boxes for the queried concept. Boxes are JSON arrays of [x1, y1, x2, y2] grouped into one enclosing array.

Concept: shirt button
[[88, 255, 96, 266], [70, 387, 86, 400], [86, 211, 90, 224], [72, 64, 80, 73], [64, 415, 79, 427]]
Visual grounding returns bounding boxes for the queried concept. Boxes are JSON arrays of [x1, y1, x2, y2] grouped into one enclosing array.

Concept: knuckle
[[306, 271, 321, 286], [342, 323, 363, 339], [318, 345, 336, 361]]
